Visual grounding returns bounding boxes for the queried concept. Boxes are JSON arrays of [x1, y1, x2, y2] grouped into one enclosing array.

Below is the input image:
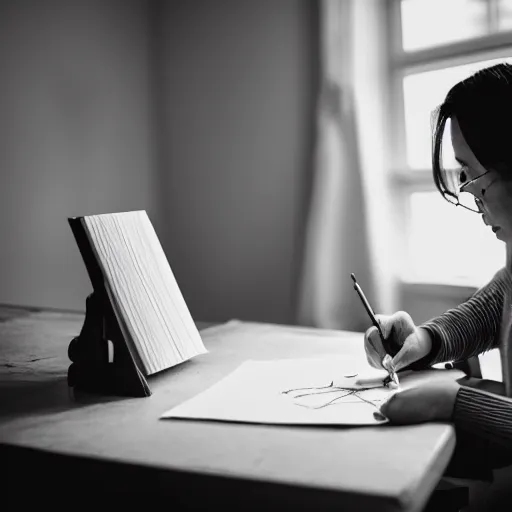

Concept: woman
[[364, 63, 512, 473]]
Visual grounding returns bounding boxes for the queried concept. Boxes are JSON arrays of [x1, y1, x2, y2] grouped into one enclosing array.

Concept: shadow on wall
[[0, 0, 157, 311], [0, 0, 319, 325], [146, 0, 319, 324]]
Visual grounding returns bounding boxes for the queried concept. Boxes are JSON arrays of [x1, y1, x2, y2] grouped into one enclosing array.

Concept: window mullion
[[393, 33, 512, 72], [389, 0, 508, 290]]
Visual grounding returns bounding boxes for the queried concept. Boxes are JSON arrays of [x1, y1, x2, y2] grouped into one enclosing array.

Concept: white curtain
[[297, 0, 398, 331]]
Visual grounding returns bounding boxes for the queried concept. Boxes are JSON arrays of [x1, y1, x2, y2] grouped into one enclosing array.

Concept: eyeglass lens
[[459, 192, 483, 212], [445, 192, 482, 213]]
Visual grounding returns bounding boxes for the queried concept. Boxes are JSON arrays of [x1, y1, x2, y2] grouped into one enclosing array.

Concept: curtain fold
[[297, 0, 396, 331]]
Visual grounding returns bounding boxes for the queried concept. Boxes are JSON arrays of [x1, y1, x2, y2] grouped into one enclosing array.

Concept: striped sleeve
[[420, 267, 512, 366], [453, 385, 512, 446]]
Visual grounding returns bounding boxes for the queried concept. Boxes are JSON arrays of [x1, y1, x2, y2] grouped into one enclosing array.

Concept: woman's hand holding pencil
[[364, 311, 433, 372]]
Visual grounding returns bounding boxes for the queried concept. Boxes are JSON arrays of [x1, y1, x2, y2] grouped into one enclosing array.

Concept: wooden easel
[[67, 217, 151, 397]]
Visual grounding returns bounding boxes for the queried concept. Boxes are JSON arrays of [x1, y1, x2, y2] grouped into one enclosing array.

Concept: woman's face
[[451, 117, 512, 243]]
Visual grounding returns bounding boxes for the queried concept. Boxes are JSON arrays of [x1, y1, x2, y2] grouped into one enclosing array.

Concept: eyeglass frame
[[444, 168, 493, 213]]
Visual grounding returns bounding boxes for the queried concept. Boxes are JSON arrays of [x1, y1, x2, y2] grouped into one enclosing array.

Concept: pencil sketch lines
[[281, 377, 388, 410]]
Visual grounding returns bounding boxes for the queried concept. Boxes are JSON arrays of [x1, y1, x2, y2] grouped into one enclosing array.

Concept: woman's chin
[[494, 228, 507, 242]]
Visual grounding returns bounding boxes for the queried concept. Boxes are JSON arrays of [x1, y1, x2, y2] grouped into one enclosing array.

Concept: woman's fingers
[[380, 388, 421, 424], [380, 381, 459, 424], [392, 327, 432, 371], [364, 326, 387, 369], [392, 338, 419, 371], [379, 390, 403, 422], [364, 312, 426, 371], [374, 314, 393, 339]]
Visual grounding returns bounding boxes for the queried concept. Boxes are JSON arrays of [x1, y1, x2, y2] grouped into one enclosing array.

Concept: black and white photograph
[[2, 1, 512, 510]]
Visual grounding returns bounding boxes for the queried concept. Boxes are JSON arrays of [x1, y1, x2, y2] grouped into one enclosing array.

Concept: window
[[389, 0, 512, 288]]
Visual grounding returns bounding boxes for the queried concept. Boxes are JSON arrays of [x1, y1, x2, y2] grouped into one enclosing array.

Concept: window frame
[[386, 0, 512, 296]]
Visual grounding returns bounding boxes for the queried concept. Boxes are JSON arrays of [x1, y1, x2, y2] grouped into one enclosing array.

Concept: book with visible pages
[[67, 210, 207, 397]]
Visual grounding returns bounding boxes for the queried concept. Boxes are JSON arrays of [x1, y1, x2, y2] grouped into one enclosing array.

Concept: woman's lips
[[492, 226, 501, 233]]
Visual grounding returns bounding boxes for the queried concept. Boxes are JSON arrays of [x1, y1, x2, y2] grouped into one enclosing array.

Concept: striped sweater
[[421, 267, 512, 447]]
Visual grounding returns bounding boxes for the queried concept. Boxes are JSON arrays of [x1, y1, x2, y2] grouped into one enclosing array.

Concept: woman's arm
[[419, 267, 512, 366], [454, 385, 512, 447]]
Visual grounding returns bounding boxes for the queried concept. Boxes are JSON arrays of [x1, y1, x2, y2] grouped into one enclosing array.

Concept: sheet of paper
[[161, 357, 402, 426], [162, 356, 466, 426]]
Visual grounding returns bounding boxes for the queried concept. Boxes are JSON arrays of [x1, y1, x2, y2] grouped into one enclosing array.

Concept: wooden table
[[0, 306, 456, 511]]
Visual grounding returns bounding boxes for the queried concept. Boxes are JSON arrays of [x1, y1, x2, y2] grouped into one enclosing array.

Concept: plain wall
[[0, 0, 317, 323], [0, 0, 158, 310], [155, 0, 317, 324]]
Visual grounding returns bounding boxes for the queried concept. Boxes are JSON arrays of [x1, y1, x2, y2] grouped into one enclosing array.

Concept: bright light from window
[[401, 0, 488, 52], [396, 0, 512, 288], [407, 192, 506, 286], [499, 0, 512, 31], [403, 57, 512, 169]]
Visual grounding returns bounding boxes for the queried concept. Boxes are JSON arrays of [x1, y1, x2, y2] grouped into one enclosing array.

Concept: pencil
[[350, 273, 385, 342]]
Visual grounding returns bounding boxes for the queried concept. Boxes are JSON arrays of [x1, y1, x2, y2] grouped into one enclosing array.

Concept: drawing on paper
[[281, 374, 393, 410]]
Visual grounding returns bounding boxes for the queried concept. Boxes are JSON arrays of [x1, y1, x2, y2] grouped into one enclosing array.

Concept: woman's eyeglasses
[[443, 169, 491, 213]]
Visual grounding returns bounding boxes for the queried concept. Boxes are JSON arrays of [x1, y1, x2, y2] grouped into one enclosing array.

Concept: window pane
[[403, 57, 512, 170], [401, 0, 488, 52], [407, 192, 505, 286], [498, 0, 512, 31]]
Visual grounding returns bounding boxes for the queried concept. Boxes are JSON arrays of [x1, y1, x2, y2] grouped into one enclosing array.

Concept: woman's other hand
[[363, 311, 432, 371], [380, 380, 460, 424]]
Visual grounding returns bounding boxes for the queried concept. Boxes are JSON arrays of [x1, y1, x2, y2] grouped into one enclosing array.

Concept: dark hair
[[432, 62, 512, 200]]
